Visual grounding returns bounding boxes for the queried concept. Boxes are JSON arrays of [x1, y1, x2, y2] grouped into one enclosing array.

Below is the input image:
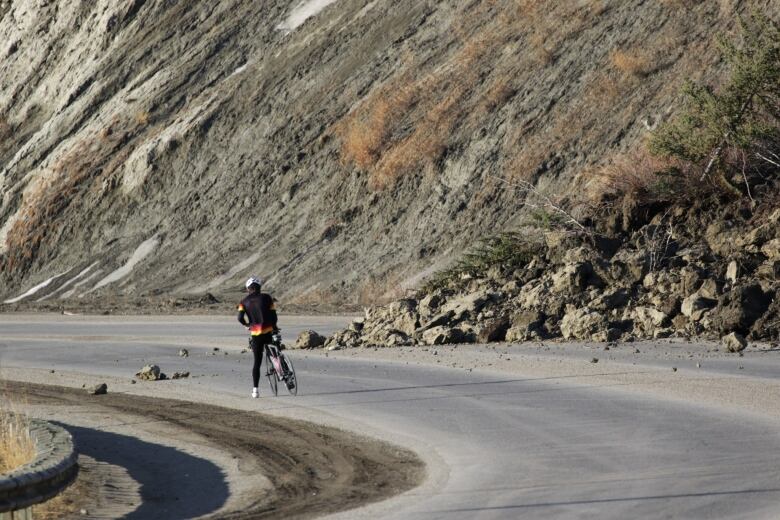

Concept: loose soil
[[3, 381, 424, 519]]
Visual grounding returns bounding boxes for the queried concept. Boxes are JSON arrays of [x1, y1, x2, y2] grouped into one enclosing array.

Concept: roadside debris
[[721, 332, 748, 353], [136, 364, 167, 381], [295, 330, 326, 349], [88, 383, 108, 395]]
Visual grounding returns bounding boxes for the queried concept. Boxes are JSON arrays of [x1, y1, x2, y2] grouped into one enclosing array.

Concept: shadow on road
[[58, 423, 229, 520]]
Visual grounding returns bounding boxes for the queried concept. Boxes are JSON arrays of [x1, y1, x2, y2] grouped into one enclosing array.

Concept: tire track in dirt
[[5, 381, 424, 519]]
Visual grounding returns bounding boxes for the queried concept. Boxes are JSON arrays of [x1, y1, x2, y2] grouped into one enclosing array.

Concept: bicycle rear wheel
[[265, 351, 278, 396], [282, 354, 298, 396]]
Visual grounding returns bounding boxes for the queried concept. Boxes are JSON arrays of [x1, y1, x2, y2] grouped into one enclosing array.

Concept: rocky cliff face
[[0, 0, 776, 306]]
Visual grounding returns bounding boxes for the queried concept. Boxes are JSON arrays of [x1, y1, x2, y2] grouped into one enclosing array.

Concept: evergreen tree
[[650, 10, 779, 194]]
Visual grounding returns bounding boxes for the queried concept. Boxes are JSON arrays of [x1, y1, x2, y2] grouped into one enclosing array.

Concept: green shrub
[[422, 233, 541, 293], [650, 10, 780, 193]]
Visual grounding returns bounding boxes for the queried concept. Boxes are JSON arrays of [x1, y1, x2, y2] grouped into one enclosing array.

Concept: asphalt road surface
[[2, 314, 780, 520]]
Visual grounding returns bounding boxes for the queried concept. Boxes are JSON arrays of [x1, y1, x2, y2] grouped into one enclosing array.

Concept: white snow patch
[[63, 269, 104, 299], [276, 0, 339, 33], [0, 213, 20, 255], [4, 270, 71, 304], [88, 236, 159, 293], [231, 63, 249, 76], [37, 262, 98, 301]]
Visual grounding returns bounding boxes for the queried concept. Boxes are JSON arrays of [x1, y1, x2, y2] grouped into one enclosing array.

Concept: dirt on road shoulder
[[4, 381, 424, 519]]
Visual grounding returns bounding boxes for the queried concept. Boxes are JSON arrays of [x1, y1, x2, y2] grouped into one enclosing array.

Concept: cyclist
[[237, 276, 279, 398]]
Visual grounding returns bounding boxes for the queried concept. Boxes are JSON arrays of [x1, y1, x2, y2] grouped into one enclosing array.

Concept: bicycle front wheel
[[266, 351, 278, 396], [282, 354, 298, 396]]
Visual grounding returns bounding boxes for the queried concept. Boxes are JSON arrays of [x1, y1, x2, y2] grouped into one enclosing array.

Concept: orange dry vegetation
[[610, 48, 655, 78], [334, 0, 727, 192], [334, 0, 618, 190], [585, 149, 674, 200], [1, 116, 144, 274]]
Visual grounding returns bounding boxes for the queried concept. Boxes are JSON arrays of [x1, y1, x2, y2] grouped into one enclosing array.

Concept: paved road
[[2, 314, 780, 519]]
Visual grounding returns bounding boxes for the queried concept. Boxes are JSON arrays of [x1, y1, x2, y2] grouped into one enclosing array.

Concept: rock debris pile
[[326, 205, 779, 349]]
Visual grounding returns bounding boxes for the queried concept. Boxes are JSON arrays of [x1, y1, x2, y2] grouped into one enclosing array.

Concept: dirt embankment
[[4, 381, 424, 519], [2, 0, 776, 307]]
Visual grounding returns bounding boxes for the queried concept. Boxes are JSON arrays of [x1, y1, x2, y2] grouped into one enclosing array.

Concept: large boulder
[[560, 307, 607, 340], [726, 261, 740, 284], [761, 239, 780, 261], [757, 260, 780, 281], [477, 316, 511, 343], [750, 298, 780, 341], [680, 267, 704, 297], [385, 331, 414, 347], [711, 284, 772, 334], [737, 211, 779, 252], [421, 290, 497, 330], [697, 279, 722, 300], [551, 262, 593, 294], [681, 293, 716, 321], [136, 364, 166, 381], [505, 310, 546, 342], [515, 279, 548, 310], [325, 329, 362, 349], [705, 221, 740, 256], [418, 293, 444, 320], [362, 299, 420, 339], [421, 326, 472, 346], [721, 332, 747, 352], [440, 291, 495, 320], [387, 300, 420, 336], [610, 250, 650, 285], [294, 330, 326, 349], [592, 288, 630, 311], [633, 306, 670, 332]]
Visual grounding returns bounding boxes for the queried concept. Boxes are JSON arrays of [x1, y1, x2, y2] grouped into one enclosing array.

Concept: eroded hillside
[[0, 0, 775, 307]]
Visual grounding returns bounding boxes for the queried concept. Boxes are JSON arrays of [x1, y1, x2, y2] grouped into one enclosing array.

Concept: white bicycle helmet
[[245, 276, 264, 289]]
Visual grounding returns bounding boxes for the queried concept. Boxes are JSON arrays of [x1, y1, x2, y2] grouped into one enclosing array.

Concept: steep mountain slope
[[0, 0, 775, 306]]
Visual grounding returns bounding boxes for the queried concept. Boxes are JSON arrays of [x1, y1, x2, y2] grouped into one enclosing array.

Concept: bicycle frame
[[265, 344, 284, 379]]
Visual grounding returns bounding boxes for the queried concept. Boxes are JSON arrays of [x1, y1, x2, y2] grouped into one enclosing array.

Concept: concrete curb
[[0, 419, 78, 512]]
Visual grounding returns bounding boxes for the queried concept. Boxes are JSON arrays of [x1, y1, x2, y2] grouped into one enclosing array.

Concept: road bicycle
[[265, 337, 298, 396]]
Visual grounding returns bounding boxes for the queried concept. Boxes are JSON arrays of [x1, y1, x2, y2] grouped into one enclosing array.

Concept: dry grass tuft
[[610, 48, 656, 78], [587, 149, 670, 199], [0, 410, 35, 474]]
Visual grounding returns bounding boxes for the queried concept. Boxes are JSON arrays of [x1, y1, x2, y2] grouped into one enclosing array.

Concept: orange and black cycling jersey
[[237, 292, 278, 336]]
